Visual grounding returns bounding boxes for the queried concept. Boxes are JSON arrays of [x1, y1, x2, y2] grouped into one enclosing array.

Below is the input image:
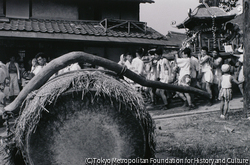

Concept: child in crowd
[[219, 64, 242, 119]]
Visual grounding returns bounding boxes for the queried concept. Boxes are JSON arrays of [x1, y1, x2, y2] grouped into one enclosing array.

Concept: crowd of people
[[118, 46, 244, 118], [0, 46, 245, 124], [0, 52, 83, 126]]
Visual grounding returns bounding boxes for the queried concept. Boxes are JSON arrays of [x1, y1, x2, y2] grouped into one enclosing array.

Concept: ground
[[154, 110, 250, 160], [148, 94, 249, 162]]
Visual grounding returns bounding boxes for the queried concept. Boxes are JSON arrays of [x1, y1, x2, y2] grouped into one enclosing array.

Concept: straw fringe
[[0, 135, 18, 165], [7, 70, 155, 161]]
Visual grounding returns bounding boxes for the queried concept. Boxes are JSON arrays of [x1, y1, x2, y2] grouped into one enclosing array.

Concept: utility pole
[[243, 0, 250, 118]]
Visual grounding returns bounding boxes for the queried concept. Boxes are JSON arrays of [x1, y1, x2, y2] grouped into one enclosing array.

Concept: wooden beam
[[108, 21, 128, 30]]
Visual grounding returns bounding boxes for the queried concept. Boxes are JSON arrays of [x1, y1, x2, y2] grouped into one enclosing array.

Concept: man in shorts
[[175, 48, 196, 110], [198, 46, 213, 105]]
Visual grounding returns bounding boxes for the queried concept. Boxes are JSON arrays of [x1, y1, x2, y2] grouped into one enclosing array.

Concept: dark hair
[[35, 52, 46, 59], [135, 47, 144, 56], [201, 46, 208, 52], [212, 47, 219, 53], [125, 51, 134, 58], [182, 48, 191, 57], [155, 47, 163, 55]]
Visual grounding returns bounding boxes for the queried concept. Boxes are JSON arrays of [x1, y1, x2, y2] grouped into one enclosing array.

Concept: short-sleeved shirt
[[176, 57, 190, 82], [131, 57, 144, 75], [32, 65, 43, 75], [125, 60, 132, 70]]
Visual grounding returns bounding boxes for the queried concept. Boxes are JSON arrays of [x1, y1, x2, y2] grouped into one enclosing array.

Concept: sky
[[140, 0, 243, 35], [140, 0, 201, 35]]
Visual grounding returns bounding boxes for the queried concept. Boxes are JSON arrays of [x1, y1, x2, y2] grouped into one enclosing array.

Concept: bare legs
[[220, 98, 230, 119], [156, 89, 168, 109]]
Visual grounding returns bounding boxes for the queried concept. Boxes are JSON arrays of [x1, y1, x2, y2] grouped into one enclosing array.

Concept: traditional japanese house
[[0, 0, 178, 68]]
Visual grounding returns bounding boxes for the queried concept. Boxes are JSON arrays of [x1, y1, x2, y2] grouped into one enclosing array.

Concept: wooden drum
[[14, 70, 155, 165]]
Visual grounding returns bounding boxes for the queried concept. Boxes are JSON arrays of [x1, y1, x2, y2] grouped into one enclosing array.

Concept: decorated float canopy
[[176, 4, 236, 30]]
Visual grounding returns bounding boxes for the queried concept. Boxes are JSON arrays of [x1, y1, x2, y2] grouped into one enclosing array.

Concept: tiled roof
[[191, 5, 235, 18], [177, 5, 236, 29], [166, 31, 186, 46], [0, 18, 175, 46], [228, 13, 243, 30]]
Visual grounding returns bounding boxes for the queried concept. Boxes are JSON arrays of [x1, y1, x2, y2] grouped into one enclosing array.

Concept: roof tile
[[51, 21, 60, 32], [18, 20, 25, 31], [32, 20, 40, 32], [0, 18, 167, 41], [46, 21, 54, 33], [58, 22, 67, 33], [11, 20, 18, 30], [4, 23, 11, 30], [0, 22, 4, 30], [64, 22, 74, 34]]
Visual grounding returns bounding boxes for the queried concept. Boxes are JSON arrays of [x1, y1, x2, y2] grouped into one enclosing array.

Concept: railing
[[99, 18, 147, 34]]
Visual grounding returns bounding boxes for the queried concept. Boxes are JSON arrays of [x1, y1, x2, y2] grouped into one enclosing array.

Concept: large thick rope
[[4, 51, 210, 113]]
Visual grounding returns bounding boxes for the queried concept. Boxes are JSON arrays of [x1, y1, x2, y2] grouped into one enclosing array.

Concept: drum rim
[[24, 92, 147, 164], [14, 70, 154, 162]]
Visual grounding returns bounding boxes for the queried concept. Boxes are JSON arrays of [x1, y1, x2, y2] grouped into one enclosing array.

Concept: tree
[[199, 0, 239, 11]]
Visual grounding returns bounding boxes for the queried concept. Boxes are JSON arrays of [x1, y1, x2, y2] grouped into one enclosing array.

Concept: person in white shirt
[[131, 48, 145, 92], [154, 47, 171, 110], [123, 52, 134, 84], [198, 46, 213, 105], [58, 63, 81, 75], [35, 52, 47, 75], [6, 55, 20, 101], [118, 54, 126, 66], [131, 48, 144, 76], [125, 53, 133, 70], [218, 64, 242, 119], [175, 48, 195, 110], [30, 58, 41, 76]]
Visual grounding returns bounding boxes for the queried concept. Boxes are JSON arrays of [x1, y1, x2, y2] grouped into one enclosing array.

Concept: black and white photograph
[[0, 0, 248, 164]]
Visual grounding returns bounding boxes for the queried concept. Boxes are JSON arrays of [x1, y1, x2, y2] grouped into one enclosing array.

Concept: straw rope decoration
[[1, 70, 156, 164]]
